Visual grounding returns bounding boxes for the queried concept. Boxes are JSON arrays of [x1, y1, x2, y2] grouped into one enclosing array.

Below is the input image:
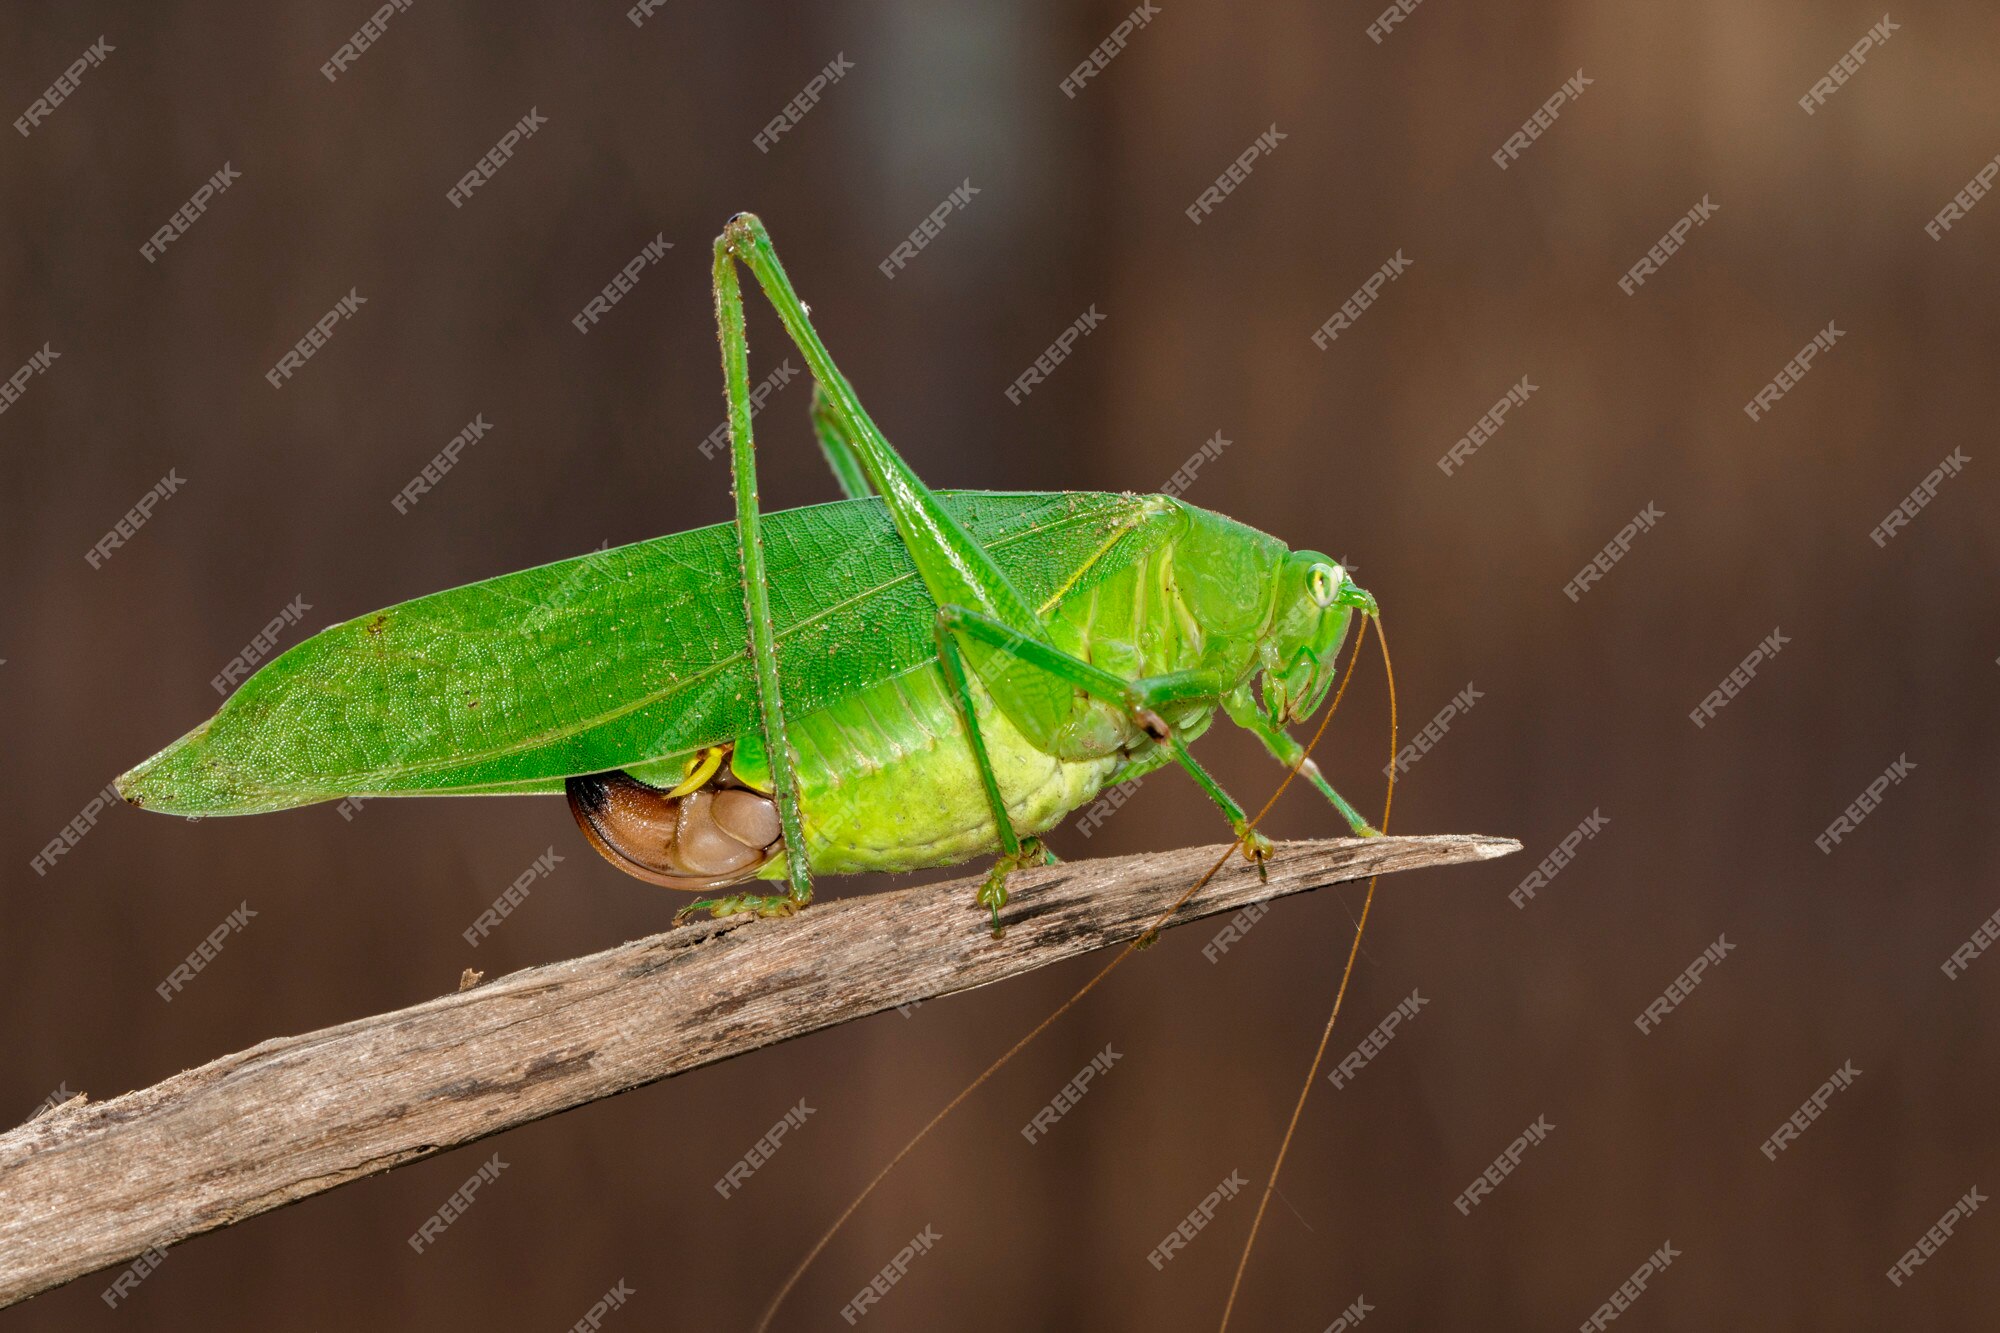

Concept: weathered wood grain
[[0, 833, 1516, 1307]]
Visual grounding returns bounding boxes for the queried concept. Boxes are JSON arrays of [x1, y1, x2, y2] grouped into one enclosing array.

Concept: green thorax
[[739, 498, 1293, 874]]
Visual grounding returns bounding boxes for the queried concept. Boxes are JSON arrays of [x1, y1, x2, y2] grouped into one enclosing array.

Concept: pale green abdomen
[[779, 664, 1126, 875], [757, 507, 1275, 876]]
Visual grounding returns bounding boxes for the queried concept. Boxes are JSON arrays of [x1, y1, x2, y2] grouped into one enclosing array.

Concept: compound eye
[[1308, 562, 1344, 608]]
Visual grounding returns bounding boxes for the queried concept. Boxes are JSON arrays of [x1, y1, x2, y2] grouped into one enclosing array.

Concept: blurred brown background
[[4, 2, 1997, 1329]]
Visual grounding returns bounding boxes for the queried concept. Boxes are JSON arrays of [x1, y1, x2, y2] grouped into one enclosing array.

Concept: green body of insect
[[119, 215, 1380, 927]]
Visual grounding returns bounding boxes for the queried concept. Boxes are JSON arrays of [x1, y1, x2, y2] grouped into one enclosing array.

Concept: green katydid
[[117, 213, 1383, 935]]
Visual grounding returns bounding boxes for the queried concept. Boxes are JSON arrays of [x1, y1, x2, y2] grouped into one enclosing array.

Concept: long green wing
[[118, 491, 1171, 815]]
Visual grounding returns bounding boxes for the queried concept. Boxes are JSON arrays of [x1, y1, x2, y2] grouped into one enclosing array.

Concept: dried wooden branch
[[0, 833, 1516, 1308]]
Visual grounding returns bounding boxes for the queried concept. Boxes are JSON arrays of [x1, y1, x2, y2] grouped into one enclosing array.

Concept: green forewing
[[119, 491, 1174, 815]]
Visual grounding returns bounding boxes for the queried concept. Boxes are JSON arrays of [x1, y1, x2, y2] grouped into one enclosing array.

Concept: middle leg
[[934, 604, 1277, 892], [932, 619, 1057, 935]]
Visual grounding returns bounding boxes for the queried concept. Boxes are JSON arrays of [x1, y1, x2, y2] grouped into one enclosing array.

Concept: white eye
[[1308, 562, 1344, 607]]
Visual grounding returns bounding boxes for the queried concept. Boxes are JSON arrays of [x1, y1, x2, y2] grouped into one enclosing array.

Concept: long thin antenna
[[1218, 615, 1397, 1331], [753, 618, 1373, 1333]]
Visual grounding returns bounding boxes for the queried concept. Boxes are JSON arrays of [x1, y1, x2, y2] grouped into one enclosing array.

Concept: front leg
[[1225, 688, 1380, 837]]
